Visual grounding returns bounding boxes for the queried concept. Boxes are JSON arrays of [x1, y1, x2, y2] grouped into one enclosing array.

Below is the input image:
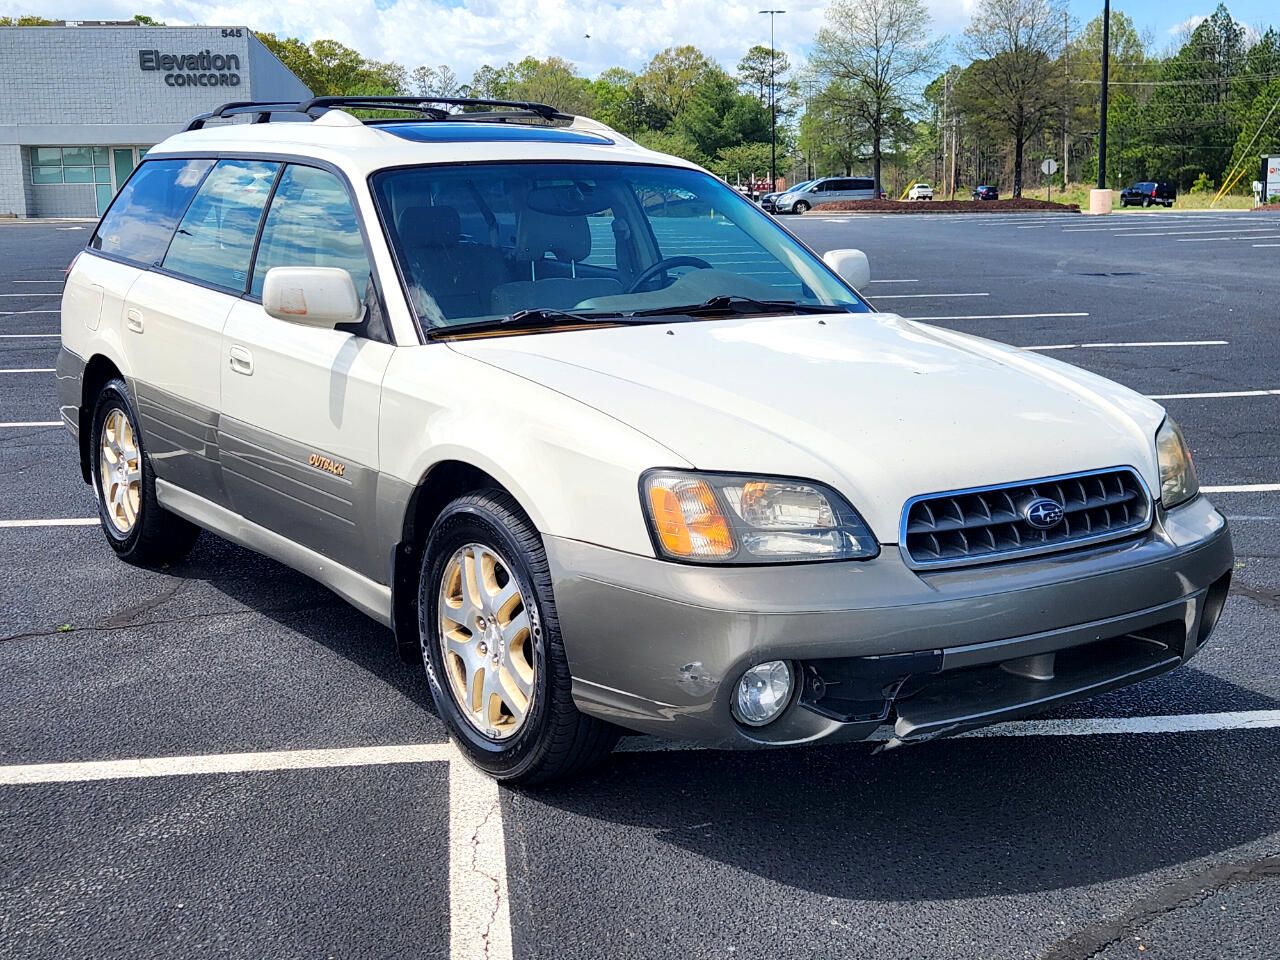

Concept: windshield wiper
[[427, 307, 625, 338], [624, 296, 854, 318]]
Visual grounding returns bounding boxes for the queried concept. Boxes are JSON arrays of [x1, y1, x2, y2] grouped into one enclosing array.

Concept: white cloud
[[30, 0, 977, 80], [1167, 13, 1206, 36]]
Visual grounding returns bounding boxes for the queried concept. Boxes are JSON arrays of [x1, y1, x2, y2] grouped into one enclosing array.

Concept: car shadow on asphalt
[[168, 534, 437, 716], [522, 683, 1279, 900]]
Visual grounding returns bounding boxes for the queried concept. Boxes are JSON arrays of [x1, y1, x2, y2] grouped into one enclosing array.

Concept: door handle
[[126, 308, 144, 333], [228, 345, 254, 376]]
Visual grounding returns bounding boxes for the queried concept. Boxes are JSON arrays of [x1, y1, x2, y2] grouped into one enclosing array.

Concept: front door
[[217, 163, 394, 582]]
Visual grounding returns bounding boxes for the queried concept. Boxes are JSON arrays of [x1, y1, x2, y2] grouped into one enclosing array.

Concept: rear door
[[124, 158, 279, 505], [218, 162, 395, 582]]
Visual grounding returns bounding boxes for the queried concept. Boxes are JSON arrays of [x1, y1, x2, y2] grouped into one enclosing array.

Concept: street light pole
[[760, 9, 785, 190], [1097, 0, 1110, 191]]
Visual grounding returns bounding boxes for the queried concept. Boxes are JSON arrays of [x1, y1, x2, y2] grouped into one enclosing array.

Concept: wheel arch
[[77, 353, 127, 484], [389, 458, 540, 664]]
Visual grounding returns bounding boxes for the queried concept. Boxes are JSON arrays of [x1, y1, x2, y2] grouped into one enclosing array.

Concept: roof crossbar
[[299, 95, 569, 122], [186, 101, 309, 131]]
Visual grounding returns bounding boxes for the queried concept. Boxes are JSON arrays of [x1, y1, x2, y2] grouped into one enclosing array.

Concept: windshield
[[371, 162, 869, 332]]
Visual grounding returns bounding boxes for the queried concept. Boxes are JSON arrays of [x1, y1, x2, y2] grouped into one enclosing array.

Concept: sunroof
[[372, 123, 613, 145]]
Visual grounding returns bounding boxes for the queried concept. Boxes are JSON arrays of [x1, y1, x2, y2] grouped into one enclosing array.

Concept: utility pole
[[760, 9, 786, 190], [1097, 0, 1110, 191], [1063, 9, 1070, 187]]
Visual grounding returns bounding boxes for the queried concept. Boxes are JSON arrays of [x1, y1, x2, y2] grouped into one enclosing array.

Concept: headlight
[[641, 470, 879, 563], [1156, 417, 1199, 508]]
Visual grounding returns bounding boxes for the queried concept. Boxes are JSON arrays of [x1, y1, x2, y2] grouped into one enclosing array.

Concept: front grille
[[902, 467, 1152, 568]]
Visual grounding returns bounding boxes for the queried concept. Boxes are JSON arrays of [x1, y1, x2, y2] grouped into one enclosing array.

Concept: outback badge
[[308, 453, 346, 477]]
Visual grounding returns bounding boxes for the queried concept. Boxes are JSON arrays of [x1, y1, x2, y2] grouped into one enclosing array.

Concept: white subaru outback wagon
[[58, 96, 1233, 783]]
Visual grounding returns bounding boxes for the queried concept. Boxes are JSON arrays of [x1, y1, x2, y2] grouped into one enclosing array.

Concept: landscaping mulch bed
[[1253, 203, 1280, 212], [810, 198, 1079, 214]]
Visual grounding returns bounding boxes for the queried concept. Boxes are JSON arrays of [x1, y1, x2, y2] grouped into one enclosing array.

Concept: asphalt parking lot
[[2, 209, 1278, 960]]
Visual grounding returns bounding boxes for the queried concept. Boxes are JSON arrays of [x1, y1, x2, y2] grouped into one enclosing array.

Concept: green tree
[[638, 46, 717, 124], [737, 45, 791, 104], [958, 0, 1068, 196], [810, 0, 942, 194]]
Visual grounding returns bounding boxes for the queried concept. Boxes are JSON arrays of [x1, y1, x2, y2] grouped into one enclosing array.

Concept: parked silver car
[[774, 176, 877, 214]]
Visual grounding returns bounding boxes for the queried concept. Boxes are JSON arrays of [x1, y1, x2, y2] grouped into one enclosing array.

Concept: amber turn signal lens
[[646, 478, 735, 559]]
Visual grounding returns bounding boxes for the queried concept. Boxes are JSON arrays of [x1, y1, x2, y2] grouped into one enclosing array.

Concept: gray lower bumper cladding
[[548, 495, 1234, 749]]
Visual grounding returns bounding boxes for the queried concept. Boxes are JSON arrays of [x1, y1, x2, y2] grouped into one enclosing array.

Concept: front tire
[[793, 200, 810, 214], [90, 378, 200, 566], [419, 490, 618, 784]]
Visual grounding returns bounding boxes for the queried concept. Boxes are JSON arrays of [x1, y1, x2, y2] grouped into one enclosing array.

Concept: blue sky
[[11, 0, 1278, 80]]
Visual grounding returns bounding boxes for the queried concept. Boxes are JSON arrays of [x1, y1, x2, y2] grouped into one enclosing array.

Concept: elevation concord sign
[[139, 48, 242, 86]]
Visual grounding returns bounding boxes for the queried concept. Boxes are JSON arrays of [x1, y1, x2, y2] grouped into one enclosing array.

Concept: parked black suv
[[972, 185, 999, 201], [1121, 181, 1177, 208]]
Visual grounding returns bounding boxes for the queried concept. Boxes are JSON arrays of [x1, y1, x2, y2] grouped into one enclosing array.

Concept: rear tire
[[418, 490, 619, 784], [89, 378, 200, 566]]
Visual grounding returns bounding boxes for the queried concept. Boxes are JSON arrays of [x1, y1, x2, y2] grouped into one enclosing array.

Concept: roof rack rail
[[186, 96, 573, 132]]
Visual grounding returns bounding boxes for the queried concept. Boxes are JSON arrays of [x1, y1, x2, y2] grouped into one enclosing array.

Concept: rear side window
[[90, 158, 213, 265], [250, 164, 371, 300], [162, 159, 279, 292], [851, 179, 875, 191]]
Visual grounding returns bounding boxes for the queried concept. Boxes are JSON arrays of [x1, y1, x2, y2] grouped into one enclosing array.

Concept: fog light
[[733, 660, 793, 726]]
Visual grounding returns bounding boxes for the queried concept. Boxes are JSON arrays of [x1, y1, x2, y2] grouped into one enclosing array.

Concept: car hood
[[449, 313, 1166, 543]]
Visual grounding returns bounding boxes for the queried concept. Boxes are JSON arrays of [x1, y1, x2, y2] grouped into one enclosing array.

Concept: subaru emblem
[[1024, 497, 1065, 530]]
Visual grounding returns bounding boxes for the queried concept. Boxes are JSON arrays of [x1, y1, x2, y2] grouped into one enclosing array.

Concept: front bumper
[[547, 496, 1233, 748]]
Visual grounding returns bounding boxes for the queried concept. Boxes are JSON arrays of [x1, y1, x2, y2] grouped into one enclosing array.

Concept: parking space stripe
[[5, 709, 1280, 788], [1202, 483, 1280, 493], [1025, 340, 1228, 351], [0, 310, 59, 316], [907, 312, 1089, 321], [0, 334, 59, 338], [1147, 389, 1280, 399], [0, 743, 454, 786], [449, 751, 514, 960], [0, 518, 97, 528], [0, 293, 59, 298], [1176, 235, 1280, 243], [0, 368, 54, 373], [0, 421, 61, 428], [865, 279, 919, 284], [869, 292, 989, 300]]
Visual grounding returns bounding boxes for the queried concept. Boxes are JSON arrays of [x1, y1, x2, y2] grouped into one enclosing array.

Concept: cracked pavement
[[3, 215, 1279, 959]]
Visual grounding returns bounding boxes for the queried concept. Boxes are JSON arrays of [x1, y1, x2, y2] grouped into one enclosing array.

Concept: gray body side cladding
[[156, 479, 394, 627], [547, 496, 1233, 746], [55, 347, 85, 444]]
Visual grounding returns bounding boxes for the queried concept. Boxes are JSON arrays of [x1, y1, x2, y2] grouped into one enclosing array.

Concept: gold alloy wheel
[[437, 543, 536, 740], [99, 408, 142, 534]]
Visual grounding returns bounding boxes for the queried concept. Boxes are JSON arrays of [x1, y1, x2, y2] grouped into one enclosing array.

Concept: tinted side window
[[829, 179, 855, 191], [852, 179, 875, 191], [90, 158, 213, 265], [250, 165, 371, 300], [162, 159, 279, 292]]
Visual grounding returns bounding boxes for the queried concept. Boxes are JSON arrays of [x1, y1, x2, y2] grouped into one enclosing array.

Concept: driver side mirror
[[823, 249, 871, 291], [262, 267, 362, 328]]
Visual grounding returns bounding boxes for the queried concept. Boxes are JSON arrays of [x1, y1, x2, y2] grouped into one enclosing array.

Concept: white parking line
[[449, 751, 513, 960], [0, 310, 59, 316], [907, 312, 1089, 321], [0, 334, 59, 338], [1255, 243, 1280, 248], [0, 368, 55, 373], [1115, 227, 1280, 238], [11, 280, 63, 284], [0, 518, 96, 528], [1203, 483, 1280, 493], [1024, 340, 1228, 351], [1147, 389, 1280, 400], [0, 293, 59, 298], [0, 421, 61, 428], [865, 279, 920, 284], [869, 293, 989, 300], [1176, 235, 1280, 243]]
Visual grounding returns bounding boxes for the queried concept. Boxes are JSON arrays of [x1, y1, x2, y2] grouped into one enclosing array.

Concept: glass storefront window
[[29, 146, 112, 188]]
